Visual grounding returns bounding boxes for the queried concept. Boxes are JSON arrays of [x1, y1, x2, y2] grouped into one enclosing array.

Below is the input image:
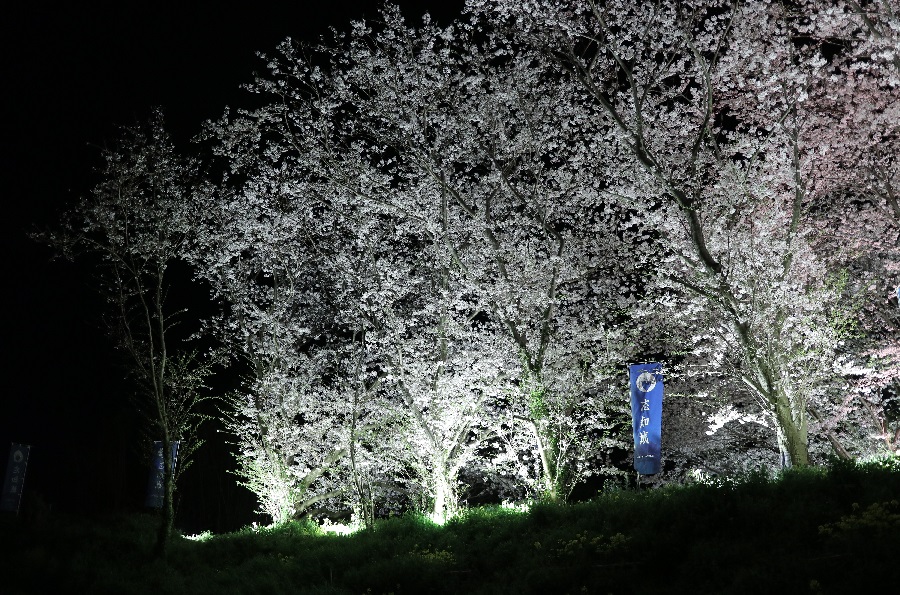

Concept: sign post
[[1, 443, 31, 514], [629, 363, 663, 475]]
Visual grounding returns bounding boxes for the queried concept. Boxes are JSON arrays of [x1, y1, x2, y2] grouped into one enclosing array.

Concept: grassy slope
[[2, 458, 898, 594]]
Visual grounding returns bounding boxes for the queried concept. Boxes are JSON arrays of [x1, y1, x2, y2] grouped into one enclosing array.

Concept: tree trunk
[[530, 420, 562, 502], [431, 466, 457, 523], [774, 394, 809, 467], [154, 438, 175, 559]]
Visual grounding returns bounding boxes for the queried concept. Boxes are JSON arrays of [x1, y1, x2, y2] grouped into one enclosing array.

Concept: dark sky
[[1, 1, 463, 532]]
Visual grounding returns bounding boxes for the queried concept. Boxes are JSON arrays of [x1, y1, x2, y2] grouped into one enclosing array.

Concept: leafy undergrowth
[[2, 458, 898, 594]]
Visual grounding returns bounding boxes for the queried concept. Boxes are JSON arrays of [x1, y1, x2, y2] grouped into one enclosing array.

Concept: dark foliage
[[1, 458, 897, 594]]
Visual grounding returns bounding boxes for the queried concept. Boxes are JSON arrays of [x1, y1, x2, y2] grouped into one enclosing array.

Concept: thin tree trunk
[[154, 437, 175, 559]]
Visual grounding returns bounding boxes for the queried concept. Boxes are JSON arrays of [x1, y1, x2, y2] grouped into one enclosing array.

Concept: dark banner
[[1, 443, 31, 513], [629, 363, 664, 475], [145, 440, 179, 508]]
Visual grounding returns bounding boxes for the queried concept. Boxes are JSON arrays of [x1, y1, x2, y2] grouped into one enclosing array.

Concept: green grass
[[2, 457, 898, 594]]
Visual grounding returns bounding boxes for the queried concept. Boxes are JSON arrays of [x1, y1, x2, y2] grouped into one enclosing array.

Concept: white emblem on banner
[[636, 371, 657, 393]]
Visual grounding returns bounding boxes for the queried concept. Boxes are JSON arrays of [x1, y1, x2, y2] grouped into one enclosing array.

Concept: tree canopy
[[53, 0, 899, 524]]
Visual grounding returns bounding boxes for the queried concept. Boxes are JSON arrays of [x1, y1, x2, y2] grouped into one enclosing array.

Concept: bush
[[2, 459, 898, 594]]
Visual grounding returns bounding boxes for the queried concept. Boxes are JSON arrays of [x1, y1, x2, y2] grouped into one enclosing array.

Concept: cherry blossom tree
[[186, 116, 400, 522], [192, 72, 502, 522], [316, 7, 632, 499], [40, 111, 218, 556], [795, 0, 900, 455], [469, 0, 897, 467], [190, 4, 634, 517]]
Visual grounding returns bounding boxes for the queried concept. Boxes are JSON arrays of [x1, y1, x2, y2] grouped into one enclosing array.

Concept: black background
[[1, 1, 463, 533]]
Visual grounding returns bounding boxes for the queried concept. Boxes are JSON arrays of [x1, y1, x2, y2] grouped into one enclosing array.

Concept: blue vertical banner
[[629, 363, 664, 475], [1, 443, 31, 513], [145, 441, 179, 508]]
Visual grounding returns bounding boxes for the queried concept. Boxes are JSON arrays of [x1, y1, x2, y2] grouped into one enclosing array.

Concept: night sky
[[2, 1, 463, 533]]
